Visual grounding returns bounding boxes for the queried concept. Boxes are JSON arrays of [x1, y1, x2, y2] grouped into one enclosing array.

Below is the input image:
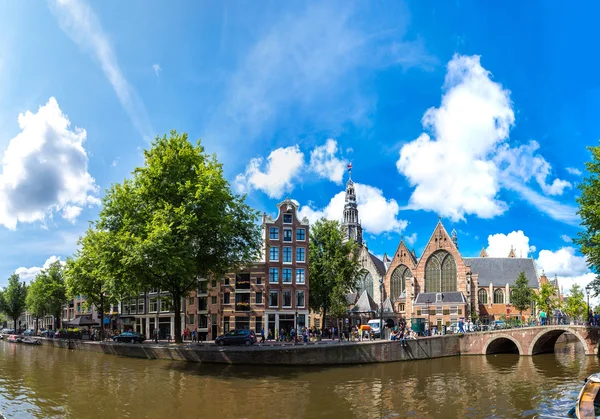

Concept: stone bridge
[[460, 325, 600, 356]]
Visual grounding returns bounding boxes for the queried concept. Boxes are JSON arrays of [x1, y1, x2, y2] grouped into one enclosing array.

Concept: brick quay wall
[[39, 336, 462, 366]]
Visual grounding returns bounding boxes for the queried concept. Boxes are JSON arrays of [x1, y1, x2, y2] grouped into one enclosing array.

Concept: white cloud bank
[[15, 255, 65, 283], [0, 98, 99, 229], [485, 230, 536, 258], [397, 54, 575, 224], [309, 139, 348, 184]]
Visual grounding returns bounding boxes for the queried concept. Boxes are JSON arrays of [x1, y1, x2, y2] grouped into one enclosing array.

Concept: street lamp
[[586, 284, 592, 325], [379, 277, 384, 340]]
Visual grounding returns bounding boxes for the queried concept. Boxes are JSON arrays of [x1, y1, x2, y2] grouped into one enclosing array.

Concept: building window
[[450, 306, 458, 315], [283, 229, 292, 242], [494, 289, 505, 304], [296, 290, 305, 308], [399, 303, 405, 312], [282, 268, 292, 283], [296, 248, 305, 262], [138, 299, 144, 314], [199, 314, 208, 328], [296, 228, 305, 241], [256, 291, 263, 304], [478, 289, 488, 304], [296, 268, 305, 284], [356, 271, 374, 297], [149, 288, 159, 294], [188, 314, 195, 325], [256, 277, 262, 285], [255, 316, 263, 331], [211, 296, 217, 305], [211, 280, 217, 288], [224, 292, 231, 304], [269, 246, 279, 262], [269, 227, 279, 240], [188, 297, 194, 306], [224, 277, 230, 286], [425, 251, 457, 293], [283, 214, 292, 224], [149, 297, 158, 313], [160, 299, 172, 312], [391, 265, 410, 301], [283, 290, 292, 307], [269, 268, 279, 283], [283, 247, 292, 263], [198, 297, 208, 311], [269, 291, 278, 307], [199, 281, 208, 294], [224, 316, 230, 332]]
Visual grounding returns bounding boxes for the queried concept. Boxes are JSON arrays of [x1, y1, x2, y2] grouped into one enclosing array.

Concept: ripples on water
[[0, 341, 595, 418]]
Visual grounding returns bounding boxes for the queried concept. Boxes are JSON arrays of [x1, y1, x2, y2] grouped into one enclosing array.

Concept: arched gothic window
[[478, 288, 488, 304], [494, 289, 505, 304], [356, 271, 374, 298], [425, 251, 457, 293], [390, 265, 411, 301]]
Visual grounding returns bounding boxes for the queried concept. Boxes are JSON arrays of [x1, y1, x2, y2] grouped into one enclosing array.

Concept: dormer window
[[436, 292, 442, 303], [283, 213, 292, 224]]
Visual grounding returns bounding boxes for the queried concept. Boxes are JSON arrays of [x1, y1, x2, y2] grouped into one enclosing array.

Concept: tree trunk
[[55, 310, 61, 331], [321, 308, 327, 332], [36, 316, 39, 335], [13, 317, 17, 333], [99, 294, 104, 341], [173, 294, 182, 344]]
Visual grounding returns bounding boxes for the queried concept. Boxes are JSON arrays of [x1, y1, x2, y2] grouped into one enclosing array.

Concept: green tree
[[511, 271, 533, 323], [95, 131, 262, 343], [26, 275, 47, 333], [534, 283, 558, 319], [575, 145, 600, 295], [308, 219, 360, 330], [0, 273, 28, 331], [64, 229, 120, 341], [564, 284, 588, 321]]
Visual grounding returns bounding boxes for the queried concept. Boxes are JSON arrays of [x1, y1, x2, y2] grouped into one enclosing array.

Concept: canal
[[0, 340, 596, 418]]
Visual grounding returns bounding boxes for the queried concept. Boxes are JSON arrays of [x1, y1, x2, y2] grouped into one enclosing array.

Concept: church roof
[[368, 252, 387, 276], [414, 292, 466, 304], [464, 257, 539, 287], [345, 292, 358, 305], [382, 297, 395, 313], [350, 290, 379, 313]]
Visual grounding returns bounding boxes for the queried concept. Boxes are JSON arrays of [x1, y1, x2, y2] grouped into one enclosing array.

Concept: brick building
[[185, 198, 310, 340]]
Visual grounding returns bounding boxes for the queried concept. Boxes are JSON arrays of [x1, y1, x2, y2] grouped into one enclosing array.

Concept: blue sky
[[0, 1, 597, 298]]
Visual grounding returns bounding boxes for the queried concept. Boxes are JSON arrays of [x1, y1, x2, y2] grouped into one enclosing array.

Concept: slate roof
[[350, 290, 379, 313], [345, 292, 358, 305], [369, 252, 387, 276], [383, 297, 395, 313], [464, 257, 539, 287], [414, 292, 466, 305]]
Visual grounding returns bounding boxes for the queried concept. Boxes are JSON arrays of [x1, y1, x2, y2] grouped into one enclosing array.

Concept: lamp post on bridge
[[379, 277, 384, 340], [586, 284, 592, 326]]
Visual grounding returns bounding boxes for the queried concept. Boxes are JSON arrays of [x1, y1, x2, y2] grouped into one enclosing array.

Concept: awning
[[64, 315, 99, 327]]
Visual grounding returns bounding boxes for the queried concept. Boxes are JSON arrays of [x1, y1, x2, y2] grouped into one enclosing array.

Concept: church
[[341, 166, 542, 328]]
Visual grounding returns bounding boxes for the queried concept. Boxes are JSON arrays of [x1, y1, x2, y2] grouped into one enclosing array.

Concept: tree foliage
[[0, 273, 28, 331], [511, 271, 533, 318], [93, 131, 262, 343], [564, 284, 588, 320], [308, 219, 360, 329], [575, 145, 600, 295], [534, 283, 559, 314]]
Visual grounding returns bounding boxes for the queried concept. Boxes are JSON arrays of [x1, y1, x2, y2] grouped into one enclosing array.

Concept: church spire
[[508, 245, 516, 258], [479, 246, 488, 257], [342, 163, 362, 245]]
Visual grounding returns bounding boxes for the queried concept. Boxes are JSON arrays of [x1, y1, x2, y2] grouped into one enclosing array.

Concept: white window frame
[[296, 247, 306, 263], [450, 306, 458, 315], [269, 227, 279, 240], [296, 268, 305, 284], [283, 213, 293, 224], [282, 268, 292, 284], [296, 290, 305, 308], [296, 228, 306, 241], [283, 228, 293, 243], [269, 291, 279, 308], [269, 268, 279, 284], [269, 246, 279, 262], [149, 297, 158, 313], [283, 246, 293, 264], [282, 290, 292, 308]]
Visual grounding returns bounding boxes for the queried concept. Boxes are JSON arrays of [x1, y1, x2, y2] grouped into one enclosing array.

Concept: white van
[[367, 319, 383, 338]]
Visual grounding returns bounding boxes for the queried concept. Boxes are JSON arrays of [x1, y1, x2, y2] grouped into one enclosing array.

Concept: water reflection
[[0, 341, 597, 418]]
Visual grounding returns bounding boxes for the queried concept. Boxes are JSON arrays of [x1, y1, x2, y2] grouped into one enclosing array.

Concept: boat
[[7, 335, 22, 343], [568, 373, 600, 418], [21, 337, 41, 345]]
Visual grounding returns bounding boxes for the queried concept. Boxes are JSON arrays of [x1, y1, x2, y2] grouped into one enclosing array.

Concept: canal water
[[0, 340, 595, 418]]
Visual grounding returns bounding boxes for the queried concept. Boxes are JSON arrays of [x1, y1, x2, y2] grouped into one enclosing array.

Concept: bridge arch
[[528, 327, 591, 355], [483, 334, 524, 355]]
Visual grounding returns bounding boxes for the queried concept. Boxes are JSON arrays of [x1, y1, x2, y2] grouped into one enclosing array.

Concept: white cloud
[[152, 64, 161, 77], [308, 139, 348, 184], [235, 145, 304, 198], [297, 183, 407, 234], [566, 167, 582, 176], [0, 97, 99, 229], [396, 54, 574, 223], [535, 247, 596, 301], [15, 255, 64, 283], [405, 233, 417, 246], [561, 234, 572, 243], [50, 0, 153, 140], [486, 230, 536, 258]]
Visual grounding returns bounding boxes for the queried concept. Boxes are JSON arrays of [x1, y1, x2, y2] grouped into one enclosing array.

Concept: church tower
[[342, 163, 363, 245]]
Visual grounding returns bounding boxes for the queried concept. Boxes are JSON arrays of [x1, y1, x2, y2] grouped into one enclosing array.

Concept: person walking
[[192, 329, 197, 342], [260, 328, 265, 344]]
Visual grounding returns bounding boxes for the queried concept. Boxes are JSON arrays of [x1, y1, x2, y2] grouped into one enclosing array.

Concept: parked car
[[491, 320, 506, 330], [215, 329, 257, 346], [23, 329, 36, 336], [113, 331, 146, 344]]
